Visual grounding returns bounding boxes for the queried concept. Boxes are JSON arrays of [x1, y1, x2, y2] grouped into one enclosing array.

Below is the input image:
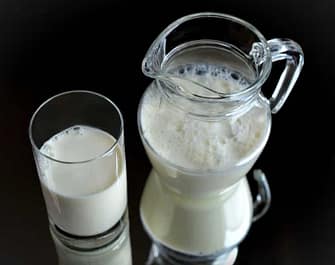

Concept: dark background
[[0, 0, 334, 264]]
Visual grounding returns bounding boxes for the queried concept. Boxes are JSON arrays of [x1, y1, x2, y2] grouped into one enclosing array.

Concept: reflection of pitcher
[[138, 13, 304, 263]]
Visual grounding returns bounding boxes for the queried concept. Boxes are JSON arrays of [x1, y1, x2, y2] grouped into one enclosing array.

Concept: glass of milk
[[29, 91, 130, 260], [138, 12, 304, 263]]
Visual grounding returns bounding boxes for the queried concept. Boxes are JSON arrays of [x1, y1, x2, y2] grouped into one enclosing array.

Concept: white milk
[[140, 65, 270, 194], [141, 64, 269, 175], [38, 125, 127, 236], [140, 65, 270, 254], [141, 170, 253, 256]]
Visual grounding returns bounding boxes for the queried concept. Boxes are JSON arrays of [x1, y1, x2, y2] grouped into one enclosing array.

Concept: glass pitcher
[[138, 12, 304, 263]]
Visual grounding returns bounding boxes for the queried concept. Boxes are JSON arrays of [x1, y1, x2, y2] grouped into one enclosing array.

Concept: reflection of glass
[[51, 213, 132, 265], [138, 12, 303, 264], [29, 91, 130, 260]]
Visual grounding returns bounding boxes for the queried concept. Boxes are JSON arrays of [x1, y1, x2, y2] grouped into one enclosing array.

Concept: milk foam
[[141, 65, 268, 171], [38, 125, 127, 236]]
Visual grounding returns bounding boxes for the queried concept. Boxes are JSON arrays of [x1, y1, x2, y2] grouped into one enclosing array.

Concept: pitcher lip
[[142, 12, 272, 101]]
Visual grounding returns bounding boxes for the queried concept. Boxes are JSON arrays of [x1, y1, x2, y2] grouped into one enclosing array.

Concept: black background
[[0, 0, 334, 264]]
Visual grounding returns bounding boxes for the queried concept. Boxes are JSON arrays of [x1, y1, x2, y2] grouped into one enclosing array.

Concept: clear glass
[[142, 12, 304, 117], [138, 12, 304, 261], [29, 90, 128, 239]]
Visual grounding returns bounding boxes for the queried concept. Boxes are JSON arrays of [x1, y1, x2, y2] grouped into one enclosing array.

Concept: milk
[[139, 64, 270, 254], [38, 125, 127, 236], [140, 64, 270, 194], [141, 170, 253, 255]]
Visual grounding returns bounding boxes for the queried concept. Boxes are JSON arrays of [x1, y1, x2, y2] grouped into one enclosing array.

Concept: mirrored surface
[[0, 0, 334, 264]]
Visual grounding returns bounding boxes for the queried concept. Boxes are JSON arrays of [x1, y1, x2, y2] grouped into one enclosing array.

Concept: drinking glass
[[29, 90, 128, 252]]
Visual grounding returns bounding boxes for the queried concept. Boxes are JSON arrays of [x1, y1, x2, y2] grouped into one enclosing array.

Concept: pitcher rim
[[142, 12, 272, 101]]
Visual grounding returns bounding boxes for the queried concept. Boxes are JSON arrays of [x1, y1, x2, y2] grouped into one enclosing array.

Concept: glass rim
[[143, 12, 272, 100], [29, 90, 124, 165]]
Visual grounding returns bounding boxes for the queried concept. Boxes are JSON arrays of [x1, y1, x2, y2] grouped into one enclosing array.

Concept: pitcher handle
[[252, 169, 271, 222], [267, 38, 304, 113]]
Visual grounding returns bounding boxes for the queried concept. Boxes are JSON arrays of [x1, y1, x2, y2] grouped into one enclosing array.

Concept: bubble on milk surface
[[172, 64, 250, 92]]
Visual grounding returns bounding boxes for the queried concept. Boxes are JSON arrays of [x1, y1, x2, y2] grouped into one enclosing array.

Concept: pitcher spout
[[142, 38, 166, 79]]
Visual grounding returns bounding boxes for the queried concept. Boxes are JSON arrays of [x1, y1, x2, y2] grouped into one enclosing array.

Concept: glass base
[[49, 210, 129, 251], [49, 210, 132, 265], [146, 242, 238, 265]]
